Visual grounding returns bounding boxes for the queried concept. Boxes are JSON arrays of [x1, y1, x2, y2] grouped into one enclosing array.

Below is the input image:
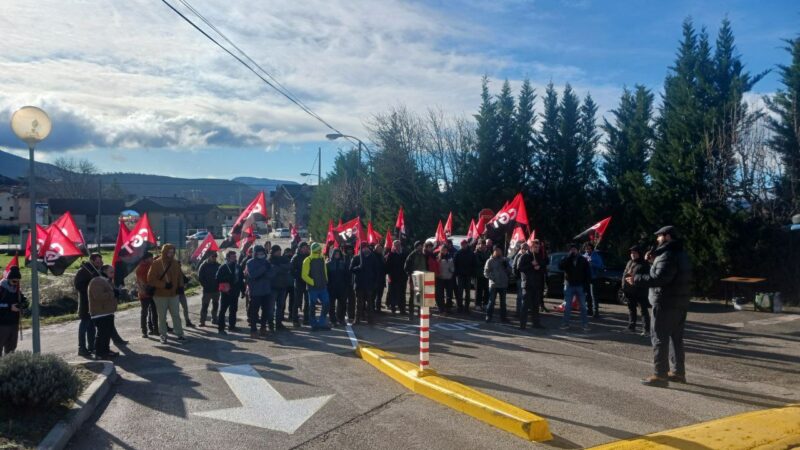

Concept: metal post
[[28, 145, 41, 353], [317, 147, 322, 186]]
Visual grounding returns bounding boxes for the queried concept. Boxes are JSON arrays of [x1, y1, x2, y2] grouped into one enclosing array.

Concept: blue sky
[[0, 0, 796, 183]]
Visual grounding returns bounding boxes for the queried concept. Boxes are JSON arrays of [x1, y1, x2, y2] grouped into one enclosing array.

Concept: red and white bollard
[[419, 272, 436, 374]]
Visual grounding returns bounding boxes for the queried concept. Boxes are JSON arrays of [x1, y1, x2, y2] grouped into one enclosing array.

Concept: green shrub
[[0, 352, 81, 408]]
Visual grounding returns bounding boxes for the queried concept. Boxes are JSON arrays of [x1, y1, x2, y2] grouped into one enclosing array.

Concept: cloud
[[0, 0, 623, 154]]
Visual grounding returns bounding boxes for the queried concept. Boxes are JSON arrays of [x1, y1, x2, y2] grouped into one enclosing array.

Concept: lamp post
[[10, 106, 52, 354], [326, 133, 371, 219], [300, 147, 322, 185]]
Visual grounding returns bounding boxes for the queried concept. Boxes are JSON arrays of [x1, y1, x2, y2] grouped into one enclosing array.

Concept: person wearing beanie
[[0, 267, 27, 356], [301, 242, 330, 330], [245, 244, 275, 338]]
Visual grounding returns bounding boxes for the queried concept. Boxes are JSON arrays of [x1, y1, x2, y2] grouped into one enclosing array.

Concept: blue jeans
[[308, 289, 330, 328], [485, 286, 507, 321], [79, 316, 96, 352], [562, 285, 588, 327]]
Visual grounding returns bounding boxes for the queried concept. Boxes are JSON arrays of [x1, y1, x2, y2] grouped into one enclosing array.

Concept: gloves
[[165, 282, 173, 290]]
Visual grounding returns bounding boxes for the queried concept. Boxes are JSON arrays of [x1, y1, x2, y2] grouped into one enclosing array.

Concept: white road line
[[345, 322, 359, 349], [725, 314, 800, 329]]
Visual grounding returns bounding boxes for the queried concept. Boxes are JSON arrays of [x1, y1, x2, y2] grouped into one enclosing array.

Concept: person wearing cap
[[385, 240, 408, 315], [216, 250, 244, 335], [198, 251, 221, 328], [302, 242, 331, 330], [559, 243, 591, 330], [623, 245, 651, 336], [246, 245, 275, 338], [0, 267, 27, 356], [626, 225, 692, 387], [137, 252, 159, 337], [290, 242, 310, 327], [454, 239, 477, 314]]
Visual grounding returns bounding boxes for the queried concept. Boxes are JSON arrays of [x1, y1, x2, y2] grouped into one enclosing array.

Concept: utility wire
[[160, 0, 358, 146]]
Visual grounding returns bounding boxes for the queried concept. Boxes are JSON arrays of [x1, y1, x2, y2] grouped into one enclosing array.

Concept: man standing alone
[[627, 226, 692, 388]]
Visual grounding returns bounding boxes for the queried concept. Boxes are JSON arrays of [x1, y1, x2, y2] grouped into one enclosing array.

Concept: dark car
[[544, 251, 624, 303]]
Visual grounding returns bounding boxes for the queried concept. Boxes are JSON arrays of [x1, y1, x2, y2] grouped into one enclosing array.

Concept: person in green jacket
[[301, 243, 330, 330]]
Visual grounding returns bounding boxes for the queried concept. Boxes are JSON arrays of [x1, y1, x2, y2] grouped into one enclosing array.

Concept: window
[[10, 206, 13, 212]]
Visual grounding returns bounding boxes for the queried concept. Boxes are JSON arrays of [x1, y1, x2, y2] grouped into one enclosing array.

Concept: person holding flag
[[216, 250, 244, 335], [198, 252, 221, 328], [583, 242, 605, 318], [0, 266, 27, 356], [75, 253, 103, 357]]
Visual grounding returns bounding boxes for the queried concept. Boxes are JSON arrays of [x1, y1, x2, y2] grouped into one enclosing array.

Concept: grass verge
[[0, 362, 101, 450]]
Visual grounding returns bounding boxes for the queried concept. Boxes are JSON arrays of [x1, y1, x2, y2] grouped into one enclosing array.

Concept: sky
[[0, 0, 797, 183]]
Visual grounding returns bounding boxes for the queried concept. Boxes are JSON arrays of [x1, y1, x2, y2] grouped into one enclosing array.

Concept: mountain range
[[0, 149, 296, 205]]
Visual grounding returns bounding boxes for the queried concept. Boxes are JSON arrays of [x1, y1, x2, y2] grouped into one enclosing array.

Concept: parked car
[[544, 251, 624, 303], [271, 228, 290, 238], [424, 235, 470, 251], [298, 228, 309, 238], [186, 230, 209, 241]]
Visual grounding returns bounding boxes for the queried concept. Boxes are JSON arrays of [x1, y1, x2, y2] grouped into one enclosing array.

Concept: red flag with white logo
[[112, 221, 130, 268], [51, 211, 88, 255], [336, 217, 362, 249], [509, 226, 527, 249], [324, 219, 337, 255], [488, 193, 529, 231], [384, 228, 393, 250], [475, 216, 487, 237], [40, 226, 84, 276], [116, 213, 158, 278], [25, 224, 49, 272], [221, 192, 267, 248], [2, 254, 19, 280], [573, 217, 612, 244], [191, 232, 220, 263]]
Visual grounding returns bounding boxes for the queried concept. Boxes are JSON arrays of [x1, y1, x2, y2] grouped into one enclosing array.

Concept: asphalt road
[[17, 291, 800, 449]]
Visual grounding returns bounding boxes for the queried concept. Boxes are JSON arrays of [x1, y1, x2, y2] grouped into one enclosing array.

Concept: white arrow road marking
[[194, 364, 333, 433]]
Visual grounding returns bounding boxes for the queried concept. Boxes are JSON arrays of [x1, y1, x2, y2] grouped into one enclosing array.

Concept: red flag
[[435, 220, 446, 245], [191, 232, 220, 263], [3, 254, 18, 280], [384, 228, 393, 250], [25, 224, 49, 269], [324, 219, 336, 255], [337, 218, 343, 228], [526, 229, 537, 247], [573, 217, 612, 244], [40, 226, 84, 276], [336, 217, 362, 249], [112, 221, 130, 268], [395, 207, 406, 239], [509, 226, 527, 249], [475, 216, 487, 236], [239, 224, 257, 254], [221, 192, 267, 248], [466, 219, 477, 240], [116, 213, 157, 278], [444, 212, 453, 237], [51, 212, 88, 255], [366, 221, 382, 246], [290, 224, 299, 241], [488, 193, 529, 231]]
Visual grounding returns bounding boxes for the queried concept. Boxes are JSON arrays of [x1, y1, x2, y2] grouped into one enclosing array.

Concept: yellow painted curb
[[589, 404, 800, 450], [356, 344, 553, 442]]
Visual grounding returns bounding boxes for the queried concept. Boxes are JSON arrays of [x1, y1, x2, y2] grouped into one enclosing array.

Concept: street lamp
[[326, 133, 372, 219], [10, 106, 52, 354], [300, 147, 322, 185]]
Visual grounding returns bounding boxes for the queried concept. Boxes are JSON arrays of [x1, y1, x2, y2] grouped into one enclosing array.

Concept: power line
[[160, 0, 358, 147]]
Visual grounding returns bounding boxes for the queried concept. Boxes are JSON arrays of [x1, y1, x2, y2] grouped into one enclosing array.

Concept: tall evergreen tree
[[514, 79, 536, 194], [766, 36, 800, 212], [578, 93, 600, 193], [462, 76, 500, 213], [533, 83, 561, 241], [495, 79, 518, 199]]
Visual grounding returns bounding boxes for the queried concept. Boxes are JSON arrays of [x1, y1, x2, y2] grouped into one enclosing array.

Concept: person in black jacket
[[342, 244, 356, 322], [517, 241, 547, 330], [198, 252, 221, 327], [385, 240, 407, 314], [326, 248, 348, 326], [454, 240, 476, 314], [290, 243, 310, 327], [627, 226, 692, 387], [372, 244, 387, 313], [350, 244, 380, 324], [0, 267, 27, 356], [216, 250, 244, 335], [74, 254, 103, 357], [474, 240, 491, 312], [559, 243, 591, 330], [269, 245, 292, 330], [622, 246, 650, 336]]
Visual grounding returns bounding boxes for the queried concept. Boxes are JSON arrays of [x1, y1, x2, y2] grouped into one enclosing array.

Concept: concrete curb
[[38, 361, 118, 450], [588, 403, 800, 450], [356, 344, 552, 442]]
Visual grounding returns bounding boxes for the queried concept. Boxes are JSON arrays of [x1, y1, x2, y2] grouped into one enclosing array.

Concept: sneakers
[[667, 372, 687, 383], [78, 348, 93, 358], [641, 375, 669, 387]]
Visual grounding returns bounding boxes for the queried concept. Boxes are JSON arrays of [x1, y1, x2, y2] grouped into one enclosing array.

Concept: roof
[[278, 184, 314, 202], [48, 198, 126, 216], [126, 197, 220, 214]]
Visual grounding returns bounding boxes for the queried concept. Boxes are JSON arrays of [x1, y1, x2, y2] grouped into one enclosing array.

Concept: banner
[[191, 232, 219, 263], [526, 229, 537, 247], [221, 192, 267, 248], [475, 216, 487, 237], [115, 213, 158, 278], [573, 217, 612, 244], [51, 211, 88, 255]]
